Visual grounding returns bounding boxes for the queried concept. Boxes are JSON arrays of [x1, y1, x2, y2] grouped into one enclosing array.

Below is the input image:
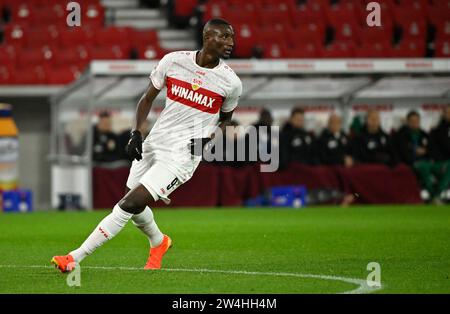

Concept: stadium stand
[[1, 0, 449, 209], [1, 0, 450, 84]]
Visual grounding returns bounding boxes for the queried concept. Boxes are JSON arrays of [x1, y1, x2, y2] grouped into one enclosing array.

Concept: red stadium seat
[[226, 0, 265, 11], [290, 2, 325, 27], [430, 0, 450, 8], [0, 64, 16, 85], [262, 42, 290, 58], [27, 0, 63, 7], [2, 24, 28, 48], [202, 1, 227, 23], [259, 0, 296, 7], [427, 3, 450, 24], [258, 6, 291, 27], [397, 0, 429, 7], [397, 18, 427, 42], [287, 42, 322, 58], [286, 22, 325, 47], [91, 46, 128, 60], [82, 3, 105, 27], [432, 16, 450, 41], [358, 21, 394, 46], [46, 66, 82, 85], [391, 39, 426, 57], [355, 41, 391, 58], [332, 21, 361, 44], [59, 27, 95, 48], [232, 23, 258, 58], [32, 6, 65, 27], [13, 65, 47, 85], [327, 3, 362, 43], [129, 29, 158, 48], [393, 4, 427, 23], [52, 46, 91, 69], [25, 26, 59, 49], [0, 45, 16, 66], [434, 39, 450, 57], [309, 0, 331, 7], [135, 44, 166, 60], [322, 41, 356, 58], [224, 7, 258, 25], [94, 27, 131, 53], [174, 0, 197, 18], [325, 3, 360, 26], [16, 49, 47, 68], [8, 3, 34, 25], [258, 25, 288, 46]]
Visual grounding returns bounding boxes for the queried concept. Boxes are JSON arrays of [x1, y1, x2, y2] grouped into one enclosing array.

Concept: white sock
[[131, 206, 164, 248], [70, 204, 133, 263]]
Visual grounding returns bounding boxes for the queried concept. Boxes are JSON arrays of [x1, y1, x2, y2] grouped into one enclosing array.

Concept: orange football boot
[[144, 235, 172, 270], [51, 255, 76, 273]]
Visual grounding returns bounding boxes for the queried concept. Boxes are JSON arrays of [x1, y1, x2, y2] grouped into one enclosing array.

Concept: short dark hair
[[291, 107, 305, 117], [204, 18, 231, 28], [259, 108, 272, 119], [99, 110, 111, 118], [407, 110, 420, 120]]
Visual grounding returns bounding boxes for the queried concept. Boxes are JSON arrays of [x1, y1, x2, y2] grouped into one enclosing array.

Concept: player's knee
[[118, 197, 145, 214]]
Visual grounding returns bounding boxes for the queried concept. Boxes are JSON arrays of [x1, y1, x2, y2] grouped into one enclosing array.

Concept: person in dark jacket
[[317, 113, 353, 167], [280, 107, 316, 168], [92, 111, 121, 163], [396, 111, 432, 165], [251, 108, 275, 163], [431, 105, 450, 161], [211, 120, 249, 167], [351, 109, 398, 167], [398, 110, 450, 204]]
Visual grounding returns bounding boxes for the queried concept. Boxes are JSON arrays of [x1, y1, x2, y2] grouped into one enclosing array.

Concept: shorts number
[[166, 178, 179, 190]]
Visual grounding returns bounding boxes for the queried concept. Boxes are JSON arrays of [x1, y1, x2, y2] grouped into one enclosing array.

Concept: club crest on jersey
[[191, 78, 203, 91]]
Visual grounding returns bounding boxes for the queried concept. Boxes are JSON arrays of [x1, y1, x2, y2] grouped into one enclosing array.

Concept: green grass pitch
[[0, 205, 449, 294]]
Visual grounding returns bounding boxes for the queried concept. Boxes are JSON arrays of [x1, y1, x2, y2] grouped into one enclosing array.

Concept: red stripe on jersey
[[166, 77, 224, 114]]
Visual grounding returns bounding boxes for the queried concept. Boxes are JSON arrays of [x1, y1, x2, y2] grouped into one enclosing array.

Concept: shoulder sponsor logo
[[195, 70, 206, 76]]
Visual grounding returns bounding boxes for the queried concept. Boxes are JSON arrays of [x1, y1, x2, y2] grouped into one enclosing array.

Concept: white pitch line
[[0, 264, 382, 294]]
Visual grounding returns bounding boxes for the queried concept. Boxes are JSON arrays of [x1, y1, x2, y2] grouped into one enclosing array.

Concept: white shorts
[[126, 153, 182, 204]]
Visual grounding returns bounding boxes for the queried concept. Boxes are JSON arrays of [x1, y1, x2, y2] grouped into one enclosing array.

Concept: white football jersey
[[145, 50, 242, 182]]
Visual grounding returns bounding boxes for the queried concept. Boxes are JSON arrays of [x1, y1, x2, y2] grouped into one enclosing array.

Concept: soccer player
[[51, 18, 242, 273]]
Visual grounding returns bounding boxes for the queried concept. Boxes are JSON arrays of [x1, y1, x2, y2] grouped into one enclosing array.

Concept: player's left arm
[[190, 108, 235, 156], [214, 109, 234, 137], [213, 77, 242, 137], [190, 78, 241, 156]]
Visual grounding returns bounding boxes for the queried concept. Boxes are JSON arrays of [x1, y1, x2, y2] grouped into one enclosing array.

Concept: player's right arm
[[126, 83, 160, 161], [126, 53, 173, 161], [133, 83, 160, 135]]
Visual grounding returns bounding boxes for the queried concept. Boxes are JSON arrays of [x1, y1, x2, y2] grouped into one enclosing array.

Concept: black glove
[[126, 130, 143, 161], [189, 137, 213, 156]]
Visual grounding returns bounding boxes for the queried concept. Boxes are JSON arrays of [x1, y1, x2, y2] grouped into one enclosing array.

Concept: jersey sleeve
[[149, 53, 173, 90], [221, 78, 242, 113]]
